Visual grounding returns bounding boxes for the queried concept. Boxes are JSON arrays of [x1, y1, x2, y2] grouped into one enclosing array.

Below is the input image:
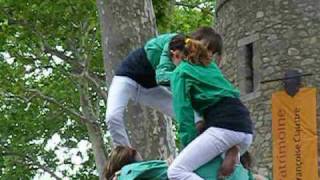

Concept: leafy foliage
[[153, 0, 215, 33], [0, 0, 103, 179], [0, 0, 214, 179]]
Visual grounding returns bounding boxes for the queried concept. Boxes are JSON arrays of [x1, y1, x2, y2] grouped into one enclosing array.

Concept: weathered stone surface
[[216, 0, 320, 177], [237, 34, 260, 47], [288, 47, 300, 56], [301, 58, 315, 65], [256, 11, 264, 18]]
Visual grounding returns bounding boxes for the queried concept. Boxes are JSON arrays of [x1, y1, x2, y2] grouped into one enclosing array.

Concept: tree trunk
[[96, 0, 176, 160], [79, 77, 107, 179]]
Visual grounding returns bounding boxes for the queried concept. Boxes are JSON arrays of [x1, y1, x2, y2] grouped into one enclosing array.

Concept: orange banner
[[272, 88, 318, 180]]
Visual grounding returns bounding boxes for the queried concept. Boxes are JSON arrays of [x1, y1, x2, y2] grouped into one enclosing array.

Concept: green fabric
[[118, 157, 250, 180], [171, 61, 240, 146], [118, 160, 168, 180], [144, 33, 177, 85], [247, 171, 255, 180]]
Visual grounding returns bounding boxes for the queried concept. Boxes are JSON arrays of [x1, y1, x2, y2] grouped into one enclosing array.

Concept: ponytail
[[169, 34, 212, 66], [184, 38, 211, 66]]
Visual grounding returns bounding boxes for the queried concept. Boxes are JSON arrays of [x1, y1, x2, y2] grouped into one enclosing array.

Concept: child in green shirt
[[167, 36, 253, 180], [106, 27, 222, 147]]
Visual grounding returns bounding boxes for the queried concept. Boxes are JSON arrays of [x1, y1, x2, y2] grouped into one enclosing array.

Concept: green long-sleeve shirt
[[118, 158, 251, 180], [144, 33, 177, 85], [171, 61, 240, 147]]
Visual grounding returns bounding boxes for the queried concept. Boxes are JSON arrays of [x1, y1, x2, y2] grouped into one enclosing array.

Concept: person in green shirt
[[167, 36, 253, 180], [105, 27, 223, 147], [103, 146, 252, 180]]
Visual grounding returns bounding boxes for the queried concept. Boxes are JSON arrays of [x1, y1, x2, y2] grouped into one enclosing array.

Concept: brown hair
[[103, 146, 138, 180], [190, 26, 223, 55], [240, 151, 252, 170], [169, 34, 211, 66]]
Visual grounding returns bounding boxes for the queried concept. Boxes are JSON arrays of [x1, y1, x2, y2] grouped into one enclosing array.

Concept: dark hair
[[169, 34, 211, 66], [240, 151, 252, 170], [190, 26, 223, 55], [103, 146, 138, 180]]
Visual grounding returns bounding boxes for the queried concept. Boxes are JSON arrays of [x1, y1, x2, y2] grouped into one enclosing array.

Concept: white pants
[[168, 127, 253, 180], [106, 76, 202, 146]]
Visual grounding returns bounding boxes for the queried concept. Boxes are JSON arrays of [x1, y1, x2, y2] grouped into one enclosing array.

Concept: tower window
[[244, 43, 254, 93], [237, 34, 260, 99]]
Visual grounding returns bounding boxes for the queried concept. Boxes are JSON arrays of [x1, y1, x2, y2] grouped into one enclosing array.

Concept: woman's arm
[[155, 42, 176, 86]]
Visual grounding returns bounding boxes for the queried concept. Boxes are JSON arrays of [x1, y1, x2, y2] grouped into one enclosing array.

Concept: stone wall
[[215, 0, 320, 177]]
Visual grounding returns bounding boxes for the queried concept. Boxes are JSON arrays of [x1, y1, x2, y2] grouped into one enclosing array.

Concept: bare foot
[[218, 145, 240, 178]]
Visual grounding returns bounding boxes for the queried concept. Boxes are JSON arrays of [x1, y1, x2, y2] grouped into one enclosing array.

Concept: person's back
[[144, 33, 176, 69], [168, 37, 253, 180], [172, 61, 239, 113], [115, 33, 176, 88], [117, 157, 251, 180]]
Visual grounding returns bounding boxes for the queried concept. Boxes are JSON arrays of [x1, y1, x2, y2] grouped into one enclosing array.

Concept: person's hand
[[195, 120, 206, 134]]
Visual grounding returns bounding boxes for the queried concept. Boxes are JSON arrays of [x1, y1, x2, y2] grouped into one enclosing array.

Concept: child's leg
[[139, 86, 202, 122], [239, 134, 253, 155], [105, 76, 138, 146], [168, 127, 250, 180], [138, 86, 174, 117]]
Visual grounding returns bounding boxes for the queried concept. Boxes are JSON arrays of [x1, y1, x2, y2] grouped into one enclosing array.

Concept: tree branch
[[0, 90, 37, 103], [1, 152, 62, 180], [26, 89, 97, 125], [175, 1, 214, 16], [84, 72, 108, 102], [175, 2, 201, 9], [43, 44, 84, 70]]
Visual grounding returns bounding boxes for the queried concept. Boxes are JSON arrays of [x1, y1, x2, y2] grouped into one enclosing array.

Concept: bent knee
[[167, 165, 183, 180]]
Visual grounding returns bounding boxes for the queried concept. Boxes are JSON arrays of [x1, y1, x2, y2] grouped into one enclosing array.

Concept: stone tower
[[215, 0, 320, 177]]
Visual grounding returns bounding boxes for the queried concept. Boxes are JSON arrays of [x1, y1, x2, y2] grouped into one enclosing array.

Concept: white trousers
[[105, 76, 174, 146], [168, 127, 253, 180]]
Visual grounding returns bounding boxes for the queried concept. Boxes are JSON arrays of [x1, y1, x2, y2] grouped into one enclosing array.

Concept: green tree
[[0, 0, 215, 179], [153, 0, 215, 33], [1, 0, 104, 178]]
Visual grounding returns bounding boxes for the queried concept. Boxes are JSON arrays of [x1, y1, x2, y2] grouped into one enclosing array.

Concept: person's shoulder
[[155, 33, 177, 39], [146, 33, 177, 47], [180, 61, 210, 71], [175, 61, 190, 70], [175, 61, 223, 80], [174, 61, 196, 76]]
